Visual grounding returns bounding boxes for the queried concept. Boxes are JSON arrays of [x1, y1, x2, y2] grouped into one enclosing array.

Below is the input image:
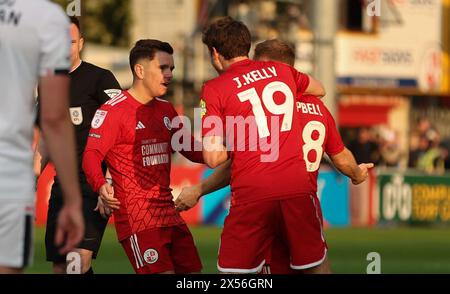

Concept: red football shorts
[[218, 195, 327, 273], [120, 224, 202, 274]]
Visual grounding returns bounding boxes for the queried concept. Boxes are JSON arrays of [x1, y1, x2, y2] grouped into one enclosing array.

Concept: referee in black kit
[[36, 17, 121, 274]]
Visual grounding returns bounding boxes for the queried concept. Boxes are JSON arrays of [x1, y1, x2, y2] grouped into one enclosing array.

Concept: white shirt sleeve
[[38, 4, 71, 77]]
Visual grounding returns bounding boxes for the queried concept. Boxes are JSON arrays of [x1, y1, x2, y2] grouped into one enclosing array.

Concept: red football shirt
[[297, 95, 345, 192], [83, 90, 202, 241], [201, 59, 313, 206]]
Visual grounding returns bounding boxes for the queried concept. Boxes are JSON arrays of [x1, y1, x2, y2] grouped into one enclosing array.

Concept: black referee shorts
[[45, 182, 108, 264]]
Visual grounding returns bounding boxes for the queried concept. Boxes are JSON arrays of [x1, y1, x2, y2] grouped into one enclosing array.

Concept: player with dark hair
[[82, 39, 203, 274], [36, 16, 121, 274], [199, 17, 327, 274], [0, 0, 84, 274], [176, 38, 374, 274]]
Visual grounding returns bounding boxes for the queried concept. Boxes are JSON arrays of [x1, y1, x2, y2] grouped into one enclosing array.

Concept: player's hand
[[352, 163, 375, 185], [99, 182, 120, 210], [55, 201, 84, 255], [94, 196, 113, 219], [175, 185, 202, 212]]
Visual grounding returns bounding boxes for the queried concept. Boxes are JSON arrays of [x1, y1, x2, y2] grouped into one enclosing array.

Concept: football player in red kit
[[199, 17, 327, 273], [83, 40, 203, 274], [175, 39, 373, 274]]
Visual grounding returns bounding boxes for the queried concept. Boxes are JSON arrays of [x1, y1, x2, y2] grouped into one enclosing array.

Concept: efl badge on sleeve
[[200, 99, 207, 118], [91, 110, 108, 129], [69, 107, 83, 125], [104, 89, 122, 99]]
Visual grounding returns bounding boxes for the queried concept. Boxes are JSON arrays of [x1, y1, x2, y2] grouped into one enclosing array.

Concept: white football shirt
[[0, 0, 70, 200]]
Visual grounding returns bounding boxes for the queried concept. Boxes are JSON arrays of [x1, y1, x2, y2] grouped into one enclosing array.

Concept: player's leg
[[171, 224, 202, 274], [0, 200, 34, 274], [120, 228, 175, 274], [266, 234, 299, 274], [218, 200, 278, 274], [75, 190, 109, 274], [280, 195, 331, 274], [302, 256, 332, 274], [45, 186, 69, 273]]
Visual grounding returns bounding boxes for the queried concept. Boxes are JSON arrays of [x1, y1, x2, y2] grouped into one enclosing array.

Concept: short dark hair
[[254, 39, 296, 66], [202, 16, 251, 60], [129, 39, 174, 75], [69, 16, 82, 37]]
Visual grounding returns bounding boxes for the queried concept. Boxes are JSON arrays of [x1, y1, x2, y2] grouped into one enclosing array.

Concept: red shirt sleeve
[[168, 103, 204, 164], [82, 106, 122, 192], [323, 106, 345, 156], [201, 83, 224, 138], [290, 66, 310, 96]]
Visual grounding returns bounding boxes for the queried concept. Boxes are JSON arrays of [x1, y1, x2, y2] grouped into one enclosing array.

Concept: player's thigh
[[170, 224, 202, 274], [267, 234, 298, 274], [0, 200, 34, 269], [218, 200, 280, 273], [120, 228, 173, 274], [280, 195, 327, 270]]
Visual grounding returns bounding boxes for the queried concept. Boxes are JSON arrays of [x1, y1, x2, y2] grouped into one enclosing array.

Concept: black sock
[[84, 267, 94, 274]]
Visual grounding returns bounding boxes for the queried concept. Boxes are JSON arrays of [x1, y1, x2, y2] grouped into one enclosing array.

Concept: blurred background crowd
[[53, 0, 450, 174]]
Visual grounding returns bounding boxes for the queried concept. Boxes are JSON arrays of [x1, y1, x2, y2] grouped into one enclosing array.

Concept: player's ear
[[212, 47, 220, 60], [79, 37, 84, 52], [134, 63, 145, 80]]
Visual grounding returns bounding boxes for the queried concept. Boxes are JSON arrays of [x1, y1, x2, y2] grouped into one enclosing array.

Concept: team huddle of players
[[0, 0, 373, 274]]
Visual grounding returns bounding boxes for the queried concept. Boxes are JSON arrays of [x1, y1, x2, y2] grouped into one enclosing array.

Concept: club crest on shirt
[[91, 110, 108, 129], [104, 89, 122, 99], [69, 107, 83, 125], [200, 99, 206, 118], [163, 116, 172, 131], [143, 248, 158, 264]]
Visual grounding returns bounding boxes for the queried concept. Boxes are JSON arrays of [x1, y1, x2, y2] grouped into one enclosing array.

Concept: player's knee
[[302, 258, 332, 274]]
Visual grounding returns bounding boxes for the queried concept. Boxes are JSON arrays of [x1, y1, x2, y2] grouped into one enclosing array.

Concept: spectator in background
[[378, 126, 402, 167], [348, 127, 380, 165], [408, 132, 423, 168]]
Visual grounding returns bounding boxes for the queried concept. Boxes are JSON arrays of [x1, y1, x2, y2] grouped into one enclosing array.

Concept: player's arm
[[200, 84, 228, 168], [179, 138, 205, 164], [320, 102, 373, 184], [82, 108, 121, 209], [38, 6, 84, 254], [330, 148, 374, 185], [304, 75, 326, 98], [169, 107, 205, 164], [175, 159, 231, 211], [203, 136, 228, 168], [291, 66, 326, 98], [39, 76, 81, 201]]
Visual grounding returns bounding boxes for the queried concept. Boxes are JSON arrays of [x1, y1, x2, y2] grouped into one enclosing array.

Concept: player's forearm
[[40, 117, 81, 206], [200, 160, 231, 196], [82, 149, 107, 193], [330, 148, 364, 182], [305, 75, 326, 97]]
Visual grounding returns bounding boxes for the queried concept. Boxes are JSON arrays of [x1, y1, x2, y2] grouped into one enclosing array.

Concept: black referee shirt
[[38, 61, 121, 187]]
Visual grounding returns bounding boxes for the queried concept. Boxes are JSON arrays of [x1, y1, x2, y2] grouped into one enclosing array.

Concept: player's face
[[70, 24, 84, 68], [143, 51, 174, 98]]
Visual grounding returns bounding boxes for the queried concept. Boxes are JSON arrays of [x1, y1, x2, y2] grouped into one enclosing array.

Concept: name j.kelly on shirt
[[233, 66, 278, 89]]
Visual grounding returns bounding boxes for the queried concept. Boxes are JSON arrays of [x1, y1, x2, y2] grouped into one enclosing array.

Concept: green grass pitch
[[26, 226, 450, 274]]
